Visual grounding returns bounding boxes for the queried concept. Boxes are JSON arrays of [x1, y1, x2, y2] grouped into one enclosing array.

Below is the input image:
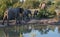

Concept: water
[[0, 25, 60, 37]]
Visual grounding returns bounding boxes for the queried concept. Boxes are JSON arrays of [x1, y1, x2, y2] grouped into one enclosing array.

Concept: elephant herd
[[2, 7, 38, 26]]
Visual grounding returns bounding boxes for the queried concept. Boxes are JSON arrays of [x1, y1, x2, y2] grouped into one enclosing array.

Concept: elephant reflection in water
[[58, 26, 60, 33], [2, 7, 24, 26], [3, 26, 31, 37]]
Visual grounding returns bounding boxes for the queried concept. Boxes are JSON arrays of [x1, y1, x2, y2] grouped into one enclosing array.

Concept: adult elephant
[[23, 9, 32, 21], [2, 7, 24, 26]]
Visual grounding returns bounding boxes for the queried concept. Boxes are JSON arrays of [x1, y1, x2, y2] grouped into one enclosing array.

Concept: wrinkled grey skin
[[23, 9, 32, 21], [2, 8, 24, 26]]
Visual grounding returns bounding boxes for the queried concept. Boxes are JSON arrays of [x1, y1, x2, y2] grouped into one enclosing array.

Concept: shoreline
[[0, 18, 59, 27]]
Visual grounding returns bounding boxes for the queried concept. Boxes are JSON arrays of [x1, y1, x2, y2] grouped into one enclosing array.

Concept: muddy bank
[[0, 18, 60, 26], [27, 18, 59, 25]]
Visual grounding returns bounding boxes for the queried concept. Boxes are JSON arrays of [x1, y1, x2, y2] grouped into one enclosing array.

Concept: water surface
[[0, 25, 60, 37]]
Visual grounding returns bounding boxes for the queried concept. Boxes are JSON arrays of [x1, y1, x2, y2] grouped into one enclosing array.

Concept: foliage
[[32, 1, 40, 9], [21, 0, 33, 9], [22, 0, 40, 9], [13, 1, 22, 8], [0, 0, 60, 19], [37, 9, 56, 19], [37, 9, 49, 18], [37, 0, 57, 18], [47, 1, 52, 5]]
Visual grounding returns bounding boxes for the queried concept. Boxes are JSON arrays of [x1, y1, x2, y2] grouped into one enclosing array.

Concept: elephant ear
[[19, 8, 24, 13]]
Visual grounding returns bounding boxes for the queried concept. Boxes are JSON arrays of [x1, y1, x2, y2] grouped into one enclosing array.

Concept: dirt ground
[[0, 18, 59, 26]]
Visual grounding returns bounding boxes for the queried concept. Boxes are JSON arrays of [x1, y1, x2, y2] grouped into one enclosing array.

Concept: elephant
[[23, 9, 32, 21], [33, 10, 38, 18], [2, 7, 24, 26]]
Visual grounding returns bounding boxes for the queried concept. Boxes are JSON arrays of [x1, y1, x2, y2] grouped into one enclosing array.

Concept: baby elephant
[[23, 9, 32, 21], [33, 10, 38, 18], [2, 8, 24, 26]]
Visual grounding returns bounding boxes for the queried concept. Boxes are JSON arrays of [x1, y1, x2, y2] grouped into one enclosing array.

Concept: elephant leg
[[14, 13, 18, 25], [7, 15, 9, 26], [2, 14, 7, 25], [27, 15, 30, 20], [4, 28, 9, 37], [29, 14, 32, 19], [17, 16, 21, 24], [15, 18, 17, 25], [15, 17, 18, 25], [19, 13, 23, 24], [21, 14, 23, 21], [30, 14, 32, 19], [23, 15, 26, 21], [19, 18, 21, 24], [25, 15, 29, 22]]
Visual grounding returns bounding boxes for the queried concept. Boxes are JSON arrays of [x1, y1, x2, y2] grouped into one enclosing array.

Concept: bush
[[37, 9, 49, 18], [37, 9, 56, 19]]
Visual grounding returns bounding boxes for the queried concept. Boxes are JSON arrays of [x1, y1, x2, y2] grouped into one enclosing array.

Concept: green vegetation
[[37, 5, 56, 18], [0, 0, 60, 19], [22, 0, 40, 9], [37, 0, 57, 18]]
